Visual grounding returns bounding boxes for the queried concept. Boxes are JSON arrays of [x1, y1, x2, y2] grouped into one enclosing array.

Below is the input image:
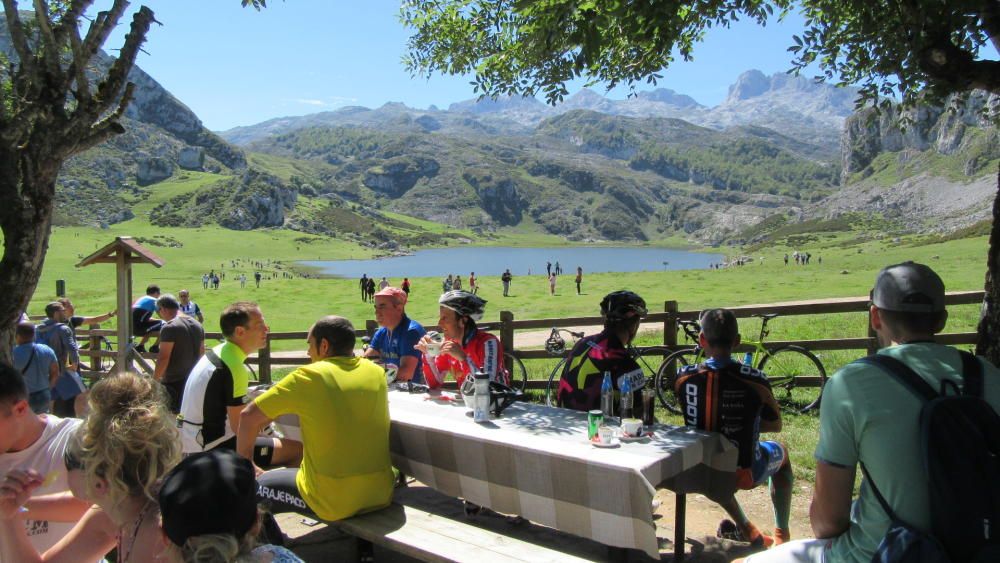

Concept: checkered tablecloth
[[388, 390, 737, 557]]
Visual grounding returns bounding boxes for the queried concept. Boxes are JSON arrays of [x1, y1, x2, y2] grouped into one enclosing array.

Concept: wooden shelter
[[77, 237, 164, 373]]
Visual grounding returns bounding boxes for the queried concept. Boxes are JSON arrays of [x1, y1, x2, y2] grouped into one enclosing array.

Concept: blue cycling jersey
[[370, 314, 426, 384]]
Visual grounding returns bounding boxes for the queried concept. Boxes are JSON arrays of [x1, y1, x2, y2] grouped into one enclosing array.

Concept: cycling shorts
[[736, 440, 786, 489]]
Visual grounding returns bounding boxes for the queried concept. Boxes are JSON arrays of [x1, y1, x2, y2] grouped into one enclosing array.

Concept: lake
[[300, 246, 723, 279]]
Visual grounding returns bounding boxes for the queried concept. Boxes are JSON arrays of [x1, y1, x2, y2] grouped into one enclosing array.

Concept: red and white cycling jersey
[[422, 330, 507, 389]]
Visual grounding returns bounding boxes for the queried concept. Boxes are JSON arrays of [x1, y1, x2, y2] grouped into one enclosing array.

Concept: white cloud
[[285, 96, 359, 108]]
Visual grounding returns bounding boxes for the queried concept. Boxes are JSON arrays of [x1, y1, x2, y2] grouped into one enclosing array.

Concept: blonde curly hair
[[69, 373, 180, 506], [176, 530, 258, 563]]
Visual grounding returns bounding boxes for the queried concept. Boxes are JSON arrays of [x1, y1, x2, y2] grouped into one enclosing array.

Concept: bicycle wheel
[[654, 348, 697, 414], [757, 345, 827, 413], [504, 352, 528, 392], [545, 357, 568, 407]]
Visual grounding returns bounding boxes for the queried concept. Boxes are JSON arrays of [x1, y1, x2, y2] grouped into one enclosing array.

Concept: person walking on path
[[548, 272, 557, 295], [575, 266, 583, 295]]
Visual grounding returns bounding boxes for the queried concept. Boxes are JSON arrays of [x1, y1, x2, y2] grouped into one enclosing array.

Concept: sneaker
[[746, 526, 775, 549], [716, 519, 743, 541]]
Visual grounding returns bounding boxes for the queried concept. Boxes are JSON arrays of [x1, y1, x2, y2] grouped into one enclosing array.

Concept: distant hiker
[[548, 272, 557, 295], [452, 274, 462, 291], [379, 276, 390, 291], [546, 261, 552, 277], [360, 274, 369, 302], [555, 261, 561, 275], [254, 271, 262, 288], [501, 269, 513, 297], [402, 277, 411, 296], [784, 254, 788, 266], [239, 273, 247, 288], [469, 272, 478, 295], [202, 273, 209, 289], [444, 274, 453, 293], [178, 289, 204, 323], [575, 266, 583, 295], [366, 277, 376, 301]]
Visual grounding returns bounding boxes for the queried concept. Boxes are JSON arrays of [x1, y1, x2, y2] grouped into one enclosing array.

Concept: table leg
[[674, 493, 686, 563]]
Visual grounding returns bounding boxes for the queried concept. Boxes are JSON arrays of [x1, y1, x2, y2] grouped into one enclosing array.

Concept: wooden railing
[[74, 291, 984, 384]]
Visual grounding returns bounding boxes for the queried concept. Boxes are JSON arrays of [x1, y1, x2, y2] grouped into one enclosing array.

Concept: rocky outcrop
[[841, 91, 1000, 182], [462, 170, 523, 225], [362, 156, 440, 197], [178, 147, 205, 170], [218, 171, 297, 230], [136, 156, 173, 185]]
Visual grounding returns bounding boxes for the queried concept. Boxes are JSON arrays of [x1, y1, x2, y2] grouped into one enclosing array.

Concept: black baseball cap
[[871, 262, 945, 313], [158, 449, 259, 547]]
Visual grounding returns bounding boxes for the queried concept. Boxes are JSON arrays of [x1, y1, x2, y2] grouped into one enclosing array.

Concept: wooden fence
[[74, 290, 984, 385]]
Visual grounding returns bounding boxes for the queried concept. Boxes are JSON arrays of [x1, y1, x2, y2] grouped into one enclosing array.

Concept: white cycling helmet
[[438, 290, 487, 321]]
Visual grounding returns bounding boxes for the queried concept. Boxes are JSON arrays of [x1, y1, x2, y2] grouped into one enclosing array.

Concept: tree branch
[[58, 0, 94, 100], [92, 5, 155, 118], [80, 0, 131, 72], [31, 0, 63, 79], [918, 39, 1000, 95], [1, 0, 36, 76], [71, 82, 133, 154]]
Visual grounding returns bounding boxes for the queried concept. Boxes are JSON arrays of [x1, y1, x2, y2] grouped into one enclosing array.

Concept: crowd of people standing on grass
[[3, 259, 996, 562]]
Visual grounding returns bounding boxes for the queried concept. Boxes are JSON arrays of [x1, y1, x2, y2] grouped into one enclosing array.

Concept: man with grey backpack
[[746, 262, 1000, 563]]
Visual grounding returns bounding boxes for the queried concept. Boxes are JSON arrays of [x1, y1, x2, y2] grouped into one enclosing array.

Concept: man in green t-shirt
[[237, 315, 393, 523], [745, 262, 1000, 563]]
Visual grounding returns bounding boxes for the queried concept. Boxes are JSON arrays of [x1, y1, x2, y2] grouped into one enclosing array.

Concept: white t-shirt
[[0, 415, 82, 558]]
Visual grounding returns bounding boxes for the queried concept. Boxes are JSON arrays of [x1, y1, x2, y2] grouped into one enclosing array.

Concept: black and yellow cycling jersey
[[556, 330, 643, 412]]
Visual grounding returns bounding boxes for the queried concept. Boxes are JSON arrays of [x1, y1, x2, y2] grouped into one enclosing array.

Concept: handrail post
[[664, 301, 678, 348], [259, 334, 272, 384], [88, 323, 101, 377], [500, 311, 515, 356]]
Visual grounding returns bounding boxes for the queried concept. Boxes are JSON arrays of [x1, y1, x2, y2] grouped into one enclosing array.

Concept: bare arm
[[78, 311, 115, 325], [227, 404, 244, 434], [237, 402, 273, 474], [363, 347, 380, 359], [22, 493, 91, 523], [396, 355, 419, 382], [47, 362, 59, 389], [153, 341, 175, 382], [810, 460, 856, 539]]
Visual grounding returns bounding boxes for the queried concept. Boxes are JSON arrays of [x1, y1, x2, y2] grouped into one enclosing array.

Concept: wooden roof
[[76, 237, 165, 268]]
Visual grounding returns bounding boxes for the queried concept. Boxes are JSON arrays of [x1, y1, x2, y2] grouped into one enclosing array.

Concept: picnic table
[[387, 389, 738, 560]]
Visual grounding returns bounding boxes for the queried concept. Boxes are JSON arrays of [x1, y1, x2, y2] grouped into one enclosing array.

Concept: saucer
[[619, 434, 650, 443], [592, 438, 621, 448]]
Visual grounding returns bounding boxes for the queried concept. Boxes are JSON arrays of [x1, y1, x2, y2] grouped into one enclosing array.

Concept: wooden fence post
[[500, 311, 515, 356], [866, 306, 878, 356], [664, 301, 678, 348], [259, 334, 272, 384], [88, 323, 101, 376]]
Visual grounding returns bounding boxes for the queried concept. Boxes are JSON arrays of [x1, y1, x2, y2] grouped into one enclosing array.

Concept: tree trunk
[[976, 163, 1000, 366], [0, 144, 60, 366]]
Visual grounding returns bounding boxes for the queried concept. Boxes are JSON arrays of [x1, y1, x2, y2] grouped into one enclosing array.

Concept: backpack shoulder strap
[[959, 351, 984, 398], [855, 354, 938, 401], [205, 348, 224, 369], [859, 461, 899, 522]]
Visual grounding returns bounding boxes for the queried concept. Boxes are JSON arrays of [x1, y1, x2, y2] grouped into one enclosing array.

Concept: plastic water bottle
[[473, 370, 490, 423], [600, 371, 614, 418], [743, 351, 754, 365], [620, 376, 634, 420]]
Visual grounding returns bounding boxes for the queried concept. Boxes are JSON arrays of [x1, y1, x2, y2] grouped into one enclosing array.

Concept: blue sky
[[96, 1, 821, 131]]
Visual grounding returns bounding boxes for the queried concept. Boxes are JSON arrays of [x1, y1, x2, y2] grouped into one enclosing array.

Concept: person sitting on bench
[[675, 308, 793, 549]]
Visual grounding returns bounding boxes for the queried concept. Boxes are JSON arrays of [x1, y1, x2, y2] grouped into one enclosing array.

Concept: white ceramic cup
[[598, 425, 615, 445], [425, 332, 445, 356], [621, 418, 643, 438]]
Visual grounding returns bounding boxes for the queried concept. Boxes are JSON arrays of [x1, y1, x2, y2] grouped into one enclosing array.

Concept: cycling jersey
[[674, 357, 780, 469], [370, 314, 425, 384], [556, 330, 643, 412], [422, 329, 507, 389]]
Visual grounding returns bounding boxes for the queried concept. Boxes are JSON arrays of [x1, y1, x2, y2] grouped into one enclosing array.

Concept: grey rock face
[[178, 147, 205, 170], [462, 171, 523, 225], [136, 156, 174, 186], [362, 156, 440, 197]]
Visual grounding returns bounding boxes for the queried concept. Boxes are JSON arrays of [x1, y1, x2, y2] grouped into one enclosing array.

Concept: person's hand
[[413, 335, 432, 354], [440, 340, 466, 361], [0, 469, 43, 519], [252, 463, 265, 479]]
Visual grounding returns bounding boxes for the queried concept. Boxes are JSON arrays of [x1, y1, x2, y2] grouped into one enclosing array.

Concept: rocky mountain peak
[[726, 70, 771, 102]]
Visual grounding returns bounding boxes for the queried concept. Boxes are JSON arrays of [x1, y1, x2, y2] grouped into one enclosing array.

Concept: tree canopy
[[401, 0, 1000, 112]]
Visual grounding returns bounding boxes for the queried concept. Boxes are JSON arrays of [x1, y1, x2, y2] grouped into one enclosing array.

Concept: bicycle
[[653, 313, 827, 415], [543, 327, 672, 407]]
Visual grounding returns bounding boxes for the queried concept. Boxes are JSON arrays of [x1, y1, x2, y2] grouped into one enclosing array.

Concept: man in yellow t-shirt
[[237, 316, 393, 522]]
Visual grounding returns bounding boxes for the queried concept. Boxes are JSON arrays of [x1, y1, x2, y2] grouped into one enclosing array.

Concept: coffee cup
[[425, 331, 444, 356], [621, 418, 643, 438], [598, 425, 615, 445]]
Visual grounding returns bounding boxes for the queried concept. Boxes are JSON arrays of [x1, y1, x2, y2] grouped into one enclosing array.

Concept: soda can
[[587, 410, 603, 440]]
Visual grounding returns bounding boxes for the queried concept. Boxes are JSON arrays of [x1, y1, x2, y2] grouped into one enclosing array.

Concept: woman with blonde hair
[[159, 448, 301, 562], [0, 372, 180, 562]]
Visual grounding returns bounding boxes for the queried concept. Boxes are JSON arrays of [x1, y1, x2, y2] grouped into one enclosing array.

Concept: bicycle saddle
[[758, 313, 779, 320]]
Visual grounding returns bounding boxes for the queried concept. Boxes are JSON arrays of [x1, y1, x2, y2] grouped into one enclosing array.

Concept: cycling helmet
[[600, 290, 648, 321], [438, 290, 487, 321]]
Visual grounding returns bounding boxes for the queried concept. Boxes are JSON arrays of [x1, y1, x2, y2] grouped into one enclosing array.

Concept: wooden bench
[[335, 502, 596, 563]]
